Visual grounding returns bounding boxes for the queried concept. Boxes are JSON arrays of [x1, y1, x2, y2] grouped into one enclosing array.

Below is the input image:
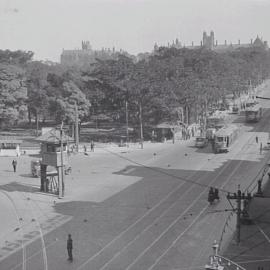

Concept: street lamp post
[[59, 122, 64, 198], [75, 102, 79, 152], [139, 102, 143, 149], [125, 100, 129, 147]]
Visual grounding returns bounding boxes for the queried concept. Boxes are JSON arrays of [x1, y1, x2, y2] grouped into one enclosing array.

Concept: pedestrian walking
[[90, 140, 94, 152], [67, 234, 73, 261], [256, 136, 258, 144], [12, 159, 17, 172], [260, 142, 263, 154]]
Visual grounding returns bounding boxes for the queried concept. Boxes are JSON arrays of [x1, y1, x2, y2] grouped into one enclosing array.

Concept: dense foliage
[[0, 46, 269, 131]]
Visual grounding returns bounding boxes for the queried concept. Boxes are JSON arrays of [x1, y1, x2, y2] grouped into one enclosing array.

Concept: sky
[[0, 0, 270, 62]]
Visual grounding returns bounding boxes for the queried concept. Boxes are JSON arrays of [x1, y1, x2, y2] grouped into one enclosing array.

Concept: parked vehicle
[[31, 160, 71, 177], [213, 125, 239, 153], [195, 136, 208, 148], [31, 160, 41, 177]]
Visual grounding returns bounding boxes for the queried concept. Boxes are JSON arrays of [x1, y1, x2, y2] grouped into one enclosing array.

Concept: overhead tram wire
[[88, 106, 270, 207], [99, 146, 232, 193]]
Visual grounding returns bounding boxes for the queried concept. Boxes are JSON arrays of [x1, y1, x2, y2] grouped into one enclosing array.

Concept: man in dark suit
[[67, 234, 73, 261]]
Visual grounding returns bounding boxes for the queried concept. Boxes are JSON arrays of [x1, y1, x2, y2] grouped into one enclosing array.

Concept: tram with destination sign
[[213, 125, 240, 153], [245, 104, 262, 122]]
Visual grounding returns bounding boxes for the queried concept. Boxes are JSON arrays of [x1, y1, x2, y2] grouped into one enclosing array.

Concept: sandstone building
[[155, 31, 269, 52]]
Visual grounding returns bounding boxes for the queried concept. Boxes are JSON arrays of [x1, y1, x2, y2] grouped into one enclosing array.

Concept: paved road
[[1, 107, 270, 270]]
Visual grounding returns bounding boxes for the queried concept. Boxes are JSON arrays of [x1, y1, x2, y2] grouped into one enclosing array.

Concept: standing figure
[[12, 159, 17, 172], [67, 234, 73, 261], [214, 188, 219, 200], [208, 187, 215, 204], [256, 136, 258, 144], [90, 140, 94, 152]]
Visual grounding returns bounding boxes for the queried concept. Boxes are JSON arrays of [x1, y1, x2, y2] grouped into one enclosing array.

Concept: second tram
[[213, 125, 240, 153], [245, 104, 262, 122]]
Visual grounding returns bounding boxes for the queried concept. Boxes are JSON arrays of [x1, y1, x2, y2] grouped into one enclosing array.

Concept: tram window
[[216, 137, 223, 142]]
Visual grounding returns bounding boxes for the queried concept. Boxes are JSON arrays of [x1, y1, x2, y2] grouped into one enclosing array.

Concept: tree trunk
[[35, 111, 39, 136], [28, 107, 32, 125], [139, 102, 143, 149]]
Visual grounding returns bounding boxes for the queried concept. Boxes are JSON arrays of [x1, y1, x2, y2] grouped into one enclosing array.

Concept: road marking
[[0, 214, 72, 263], [147, 206, 208, 270]]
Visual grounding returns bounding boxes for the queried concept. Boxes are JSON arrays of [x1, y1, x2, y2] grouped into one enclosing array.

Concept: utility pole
[[125, 100, 129, 147], [75, 102, 79, 152], [185, 105, 189, 126], [236, 188, 241, 244], [59, 122, 64, 198], [139, 102, 143, 149], [227, 186, 252, 244]]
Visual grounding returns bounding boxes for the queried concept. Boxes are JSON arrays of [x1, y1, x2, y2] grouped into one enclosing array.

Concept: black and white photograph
[[0, 0, 270, 269]]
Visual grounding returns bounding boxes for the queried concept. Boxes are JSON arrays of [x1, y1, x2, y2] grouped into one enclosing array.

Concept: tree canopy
[[0, 46, 269, 132]]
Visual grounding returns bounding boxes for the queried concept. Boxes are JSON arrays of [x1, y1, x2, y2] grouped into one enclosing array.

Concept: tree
[[47, 72, 90, 123], [26, 61, 51, 126], [0, 64, 28, 127]]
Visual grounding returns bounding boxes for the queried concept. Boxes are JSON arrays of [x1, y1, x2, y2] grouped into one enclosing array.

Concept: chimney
[[225, 40, 227, 45], [192, 41, 194, 46], [238, 39, 240, 45]]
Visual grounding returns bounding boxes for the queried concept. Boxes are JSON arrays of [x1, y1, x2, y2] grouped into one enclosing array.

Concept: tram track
[[75, 109, 270, 270], [0, 185, 49, 270], [126, 154, 250, 270], [0, 190, 26, 270], [2, 108, 270, 270], [76, 127, 254, 270], [187, 108, 270, 269]]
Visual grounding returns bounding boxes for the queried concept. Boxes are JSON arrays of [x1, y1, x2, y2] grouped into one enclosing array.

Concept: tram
[[195, 136, 208, 148], [206, 116, 225, 129], [245, 104, 262, 122], [213, 125, 240, 153]]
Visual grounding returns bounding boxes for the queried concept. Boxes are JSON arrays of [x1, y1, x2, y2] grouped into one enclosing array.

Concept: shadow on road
[[0, 182, 40, 193]]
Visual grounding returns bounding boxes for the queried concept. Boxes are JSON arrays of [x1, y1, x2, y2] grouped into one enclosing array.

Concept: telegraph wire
[[100, 146, 232, 193]]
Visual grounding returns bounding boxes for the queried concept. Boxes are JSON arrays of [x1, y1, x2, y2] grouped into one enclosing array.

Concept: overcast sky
[[0, 0, 270, 62]]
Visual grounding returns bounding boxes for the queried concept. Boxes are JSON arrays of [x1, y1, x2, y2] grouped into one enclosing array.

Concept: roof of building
[[35, 129, 74, 143], [0, 138, 22, 144], [156, 121, 184, 128]]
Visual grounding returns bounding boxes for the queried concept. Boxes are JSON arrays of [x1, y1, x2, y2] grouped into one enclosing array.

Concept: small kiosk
[[36, 128, 73, 197], [0, 138, 22, 157]]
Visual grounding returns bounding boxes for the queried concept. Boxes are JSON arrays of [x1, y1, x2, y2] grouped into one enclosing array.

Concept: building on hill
[[60, 41, 132, 66], [154, 31, 269, 53]]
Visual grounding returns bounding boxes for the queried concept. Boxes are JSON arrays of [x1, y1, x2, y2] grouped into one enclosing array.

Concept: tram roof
[[245, 104, 261, 112], [215, 125, 238, 136]]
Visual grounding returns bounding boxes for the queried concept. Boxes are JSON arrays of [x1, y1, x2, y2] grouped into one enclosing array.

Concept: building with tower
[[155, 31, 269, 53], [60, 41, 132, 66]]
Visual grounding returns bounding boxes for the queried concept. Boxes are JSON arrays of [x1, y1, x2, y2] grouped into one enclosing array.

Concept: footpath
[[218, 81, 270, 270], [221, 168, 270, 270]]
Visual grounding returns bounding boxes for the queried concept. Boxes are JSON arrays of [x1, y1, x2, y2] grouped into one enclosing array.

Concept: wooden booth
[[36, 129, 73, 197]]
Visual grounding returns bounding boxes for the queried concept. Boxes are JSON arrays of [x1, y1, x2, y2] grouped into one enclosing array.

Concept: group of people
[[208, 187, 220, 204], [181, 126, 196, 140], [84, 140, 95, 153]]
